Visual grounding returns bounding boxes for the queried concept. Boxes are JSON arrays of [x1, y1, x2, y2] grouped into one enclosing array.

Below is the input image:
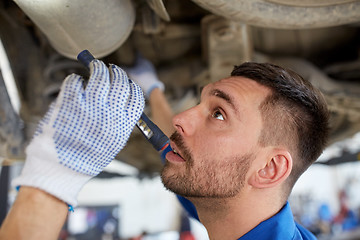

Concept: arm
[[149, 88, 174, 137], [0, 59, 144, 239], [0, 187, 67, 240], [126, 57, 200, 221]]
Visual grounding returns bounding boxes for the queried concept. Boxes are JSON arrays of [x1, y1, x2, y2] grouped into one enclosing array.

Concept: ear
[[249, 150, 292, 189]]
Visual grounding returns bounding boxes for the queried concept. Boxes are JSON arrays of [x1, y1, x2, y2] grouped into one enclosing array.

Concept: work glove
[[125, 55, 164, 99], [13, 60, 145, 207]]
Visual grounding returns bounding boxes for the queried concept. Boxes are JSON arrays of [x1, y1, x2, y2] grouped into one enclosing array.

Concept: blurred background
[[1, 0, 360, 239]]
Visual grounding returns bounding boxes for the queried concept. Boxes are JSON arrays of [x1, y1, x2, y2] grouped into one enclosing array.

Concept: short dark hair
[[231, 62, 330, 195]]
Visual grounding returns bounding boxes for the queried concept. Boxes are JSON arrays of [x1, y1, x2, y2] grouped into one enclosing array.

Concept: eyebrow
[[209, 89, 239, 115]]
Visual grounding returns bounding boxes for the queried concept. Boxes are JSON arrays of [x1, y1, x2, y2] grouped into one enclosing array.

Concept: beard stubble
[[161, 131, 253, 199]]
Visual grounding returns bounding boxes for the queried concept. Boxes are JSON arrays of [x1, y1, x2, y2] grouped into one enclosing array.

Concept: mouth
[[172, 147, 183, 159], [165, 142, 186, 163]]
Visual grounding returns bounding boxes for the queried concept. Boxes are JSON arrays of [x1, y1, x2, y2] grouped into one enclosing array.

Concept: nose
[[172, 106, 201, 137]]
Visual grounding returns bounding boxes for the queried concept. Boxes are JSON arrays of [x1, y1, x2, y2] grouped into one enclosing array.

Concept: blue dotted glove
[[13, 60, 145, 206], [125, 55, 164, 99]]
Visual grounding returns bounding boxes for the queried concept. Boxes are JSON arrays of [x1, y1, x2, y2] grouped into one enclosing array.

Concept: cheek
[[210, 133, 257, 160], [190, 121, 260, 162], [194, 134, 237, 161], [189, 134, 219, 162]]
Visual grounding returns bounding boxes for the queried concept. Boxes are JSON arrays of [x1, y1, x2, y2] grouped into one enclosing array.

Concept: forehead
[[201, 76, 271, 108]]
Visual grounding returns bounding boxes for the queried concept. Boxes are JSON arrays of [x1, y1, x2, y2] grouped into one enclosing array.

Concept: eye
[[212, 108, 225, 121]]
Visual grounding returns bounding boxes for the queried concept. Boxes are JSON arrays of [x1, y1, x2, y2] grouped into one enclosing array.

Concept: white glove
[[13, 60, 145, 206], [125, 55, 164, 99]]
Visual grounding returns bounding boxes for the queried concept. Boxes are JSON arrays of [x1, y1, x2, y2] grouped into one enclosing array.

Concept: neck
[[188, 191, 285, 240]]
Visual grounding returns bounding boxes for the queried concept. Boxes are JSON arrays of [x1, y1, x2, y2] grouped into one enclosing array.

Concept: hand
[[12, 60, 145, 206], [125, 54, 164, 99]]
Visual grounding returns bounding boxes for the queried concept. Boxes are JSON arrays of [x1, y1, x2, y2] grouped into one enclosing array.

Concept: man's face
[[161, 76, 271, 198]]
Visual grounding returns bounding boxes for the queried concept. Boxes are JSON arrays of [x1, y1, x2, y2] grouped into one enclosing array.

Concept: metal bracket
[[201, 15, 253, 82]]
